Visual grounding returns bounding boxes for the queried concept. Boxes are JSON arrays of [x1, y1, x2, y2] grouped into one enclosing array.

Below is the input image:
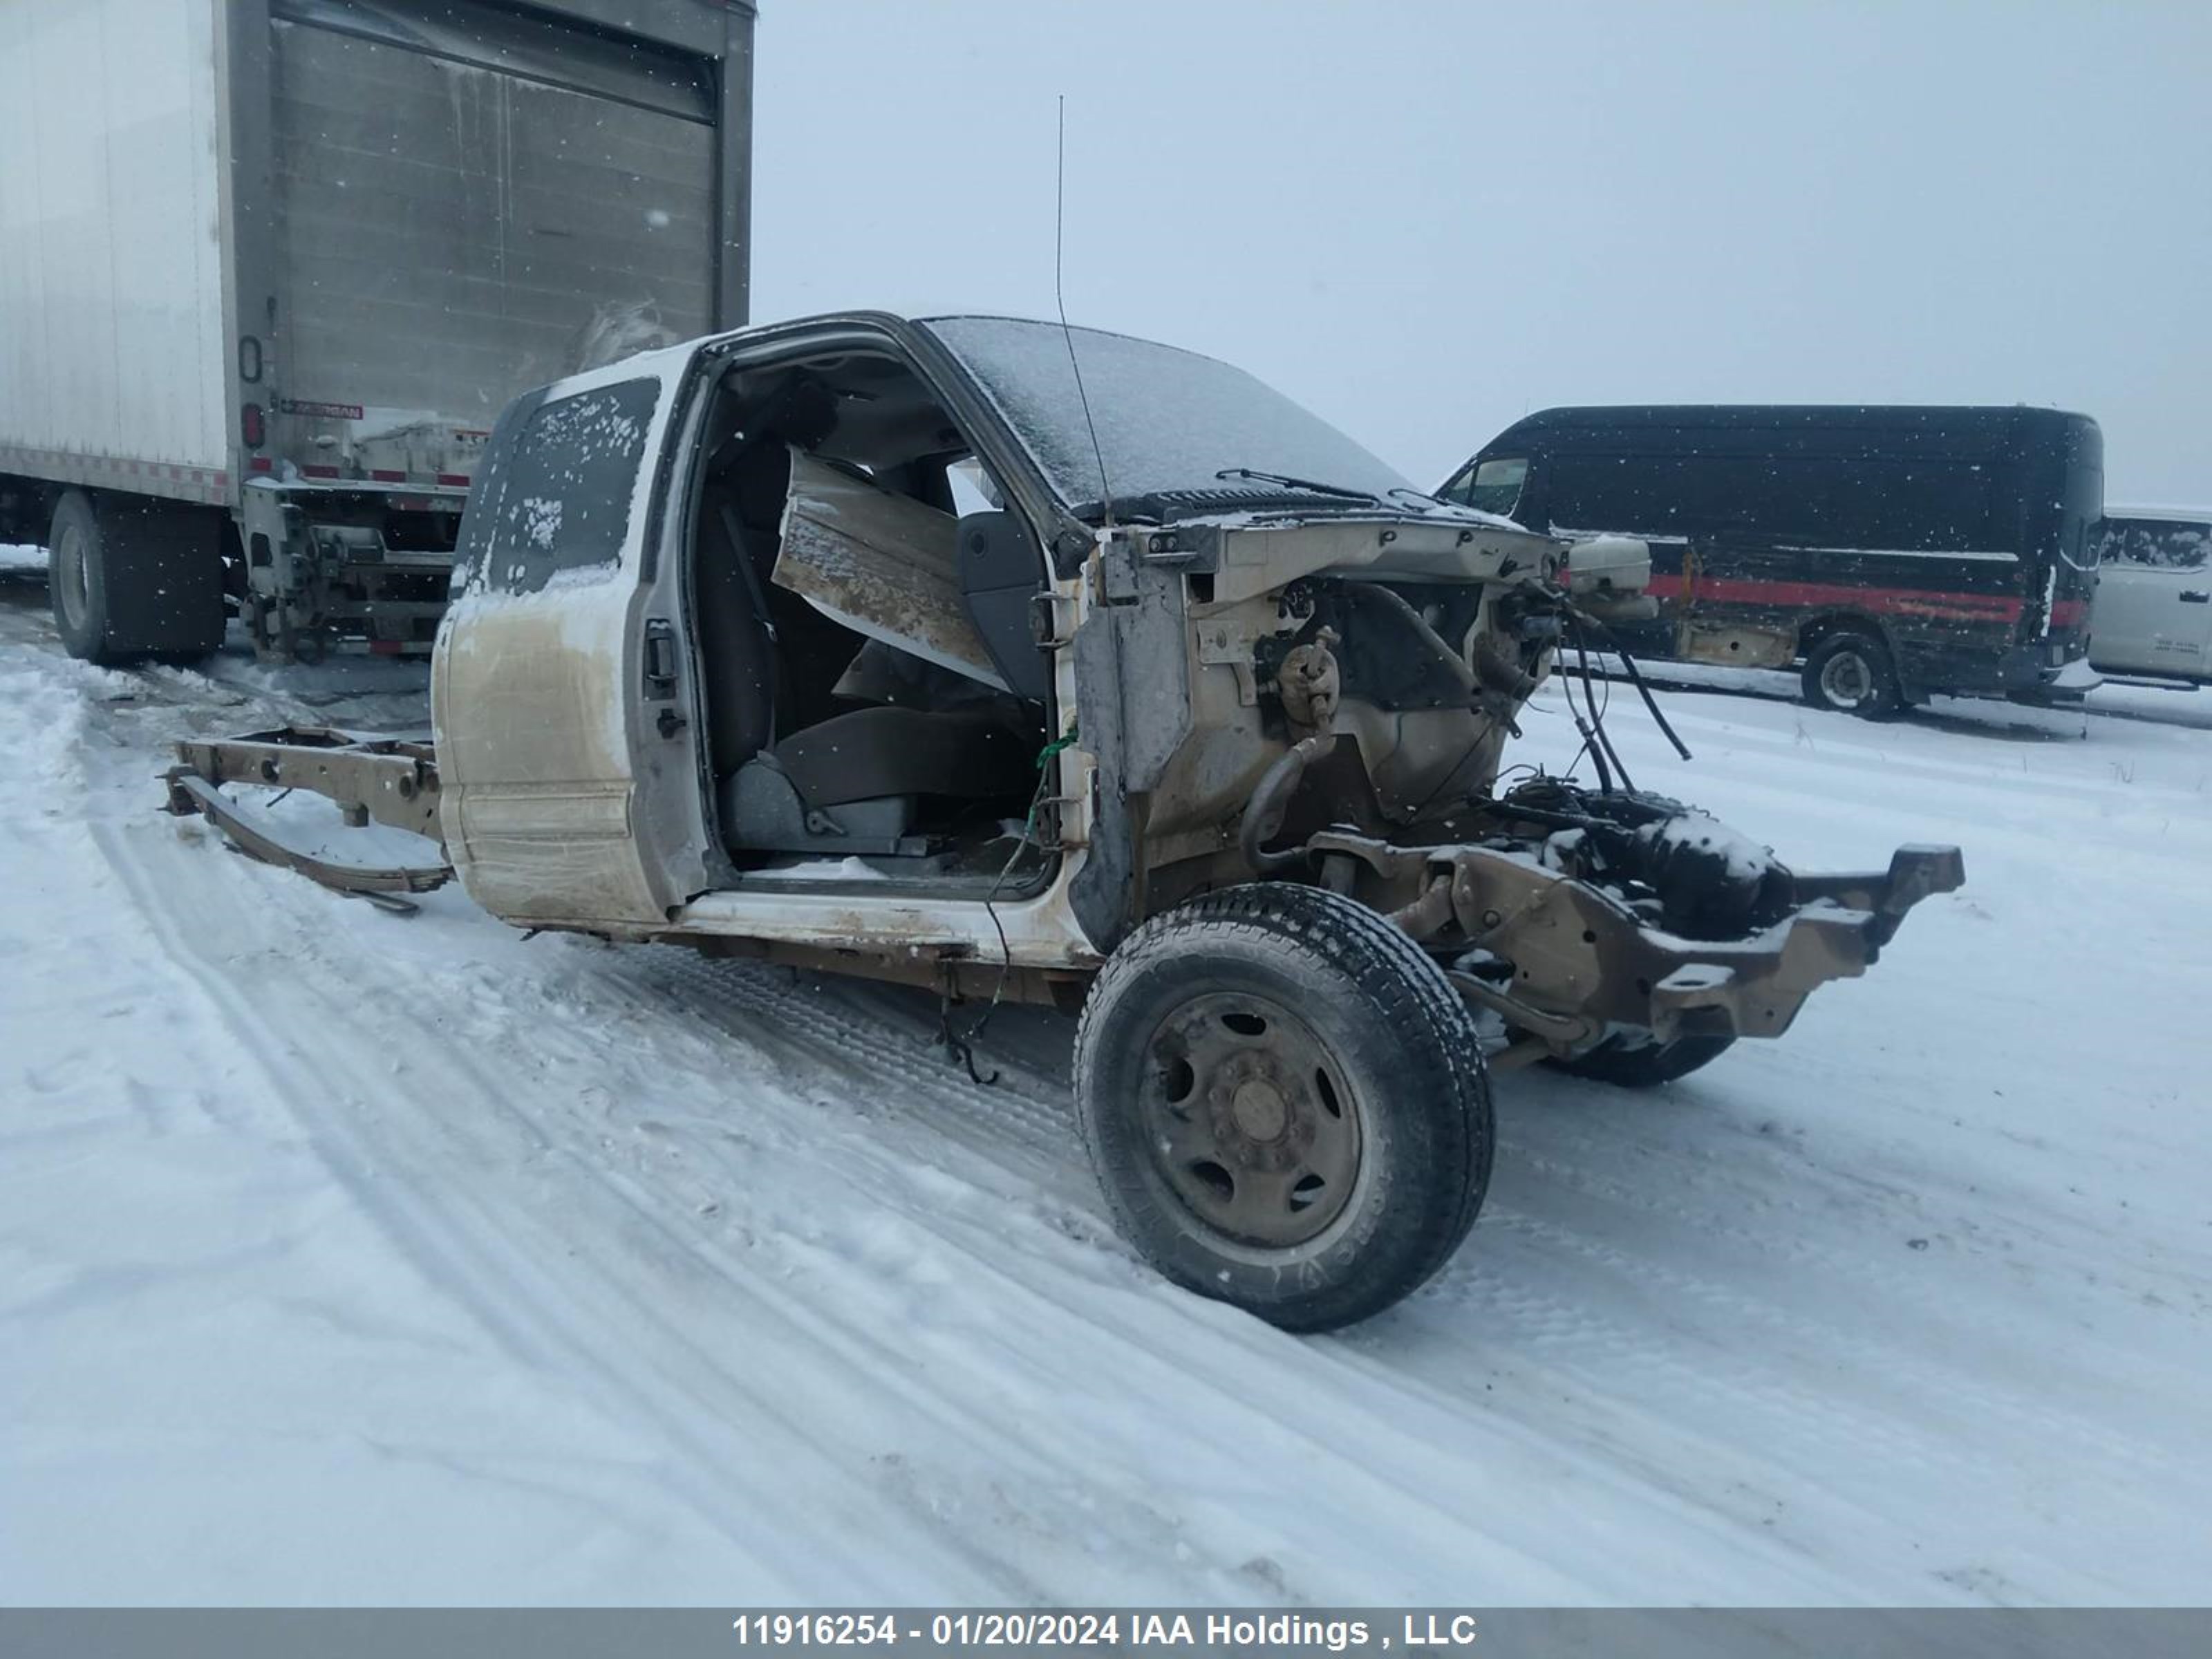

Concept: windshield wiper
[[1387, 485, 1450, 510], [1213, 467, 1383, 505]]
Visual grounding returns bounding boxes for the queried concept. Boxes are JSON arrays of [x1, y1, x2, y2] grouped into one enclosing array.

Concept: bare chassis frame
[[162, 726, 1965, 1060], [1313, 829, 1964, 1067], [164, 727, 450, 894]]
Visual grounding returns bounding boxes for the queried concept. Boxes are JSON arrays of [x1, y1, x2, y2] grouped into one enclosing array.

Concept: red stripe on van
[[1688, 575, 2023, 625]]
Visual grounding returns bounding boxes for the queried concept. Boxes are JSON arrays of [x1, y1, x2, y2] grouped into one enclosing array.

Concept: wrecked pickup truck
[[165, 312, 1963, 1330]]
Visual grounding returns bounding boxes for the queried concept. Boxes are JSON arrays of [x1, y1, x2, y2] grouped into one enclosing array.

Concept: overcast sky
[[749, 1, 2209, 507]]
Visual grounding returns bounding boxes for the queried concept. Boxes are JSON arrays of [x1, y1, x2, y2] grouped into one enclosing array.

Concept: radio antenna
[[1056, 95, 1114, 527]]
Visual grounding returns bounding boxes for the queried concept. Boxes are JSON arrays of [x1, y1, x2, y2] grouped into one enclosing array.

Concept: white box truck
[[0, 0, 753, 663]]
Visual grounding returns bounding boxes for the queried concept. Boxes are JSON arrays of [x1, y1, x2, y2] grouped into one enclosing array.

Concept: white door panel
[[432, 346, 714, 928], [2091, 569, 2210, 675], [2089, 516, 2212, 679]]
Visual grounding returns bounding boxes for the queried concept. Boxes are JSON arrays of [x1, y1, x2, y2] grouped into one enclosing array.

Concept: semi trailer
[[0, 0, 753, 664]]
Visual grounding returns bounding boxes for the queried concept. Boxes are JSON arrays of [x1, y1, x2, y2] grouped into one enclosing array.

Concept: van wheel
[[1802, 632, 1902, 718], [1075, 883, 1492, 1331], [1548, 1031, 1735, 1088], [47, 491, 225, 664]]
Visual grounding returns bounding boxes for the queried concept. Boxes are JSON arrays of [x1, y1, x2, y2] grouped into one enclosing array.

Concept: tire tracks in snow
[[74, 749, 1862, 1602], [25, 619, 2205, 1602], [90, 821, 1711, 1602], [99, 818, 1125, 1597]]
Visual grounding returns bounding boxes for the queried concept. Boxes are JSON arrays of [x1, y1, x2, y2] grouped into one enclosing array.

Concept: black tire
[[1074, 883, 1492, 1331], [1547, 1031, 1736, 1089], [1801, 632, 1902, 718], [47, 491, 115, 662], [46, 489, 225, 664]]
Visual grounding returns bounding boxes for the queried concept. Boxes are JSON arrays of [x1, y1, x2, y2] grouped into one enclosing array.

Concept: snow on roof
[[2106, 503, 2212, 523]]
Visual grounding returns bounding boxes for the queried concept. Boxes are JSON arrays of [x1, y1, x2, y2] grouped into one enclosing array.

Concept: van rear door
[[2035, 418, 2103, 659], [432, 346, 715, 928]]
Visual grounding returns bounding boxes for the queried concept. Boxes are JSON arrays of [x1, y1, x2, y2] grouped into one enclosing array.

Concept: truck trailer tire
[[1801, 632, 1902, 718], [47, 491, 111, 662], [48, 490, 225, 664], [1548, 1031, 1736, 1088], [1075, 883, 1493, 1331]]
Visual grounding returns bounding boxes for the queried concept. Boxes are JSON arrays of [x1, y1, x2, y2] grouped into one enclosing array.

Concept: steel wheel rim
[[1138, 990, 1363, 1248], [1820, 650, 1873, 706]]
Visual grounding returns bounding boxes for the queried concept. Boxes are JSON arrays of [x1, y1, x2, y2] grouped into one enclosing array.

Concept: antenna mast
[[1056, 95, 1114, 527]]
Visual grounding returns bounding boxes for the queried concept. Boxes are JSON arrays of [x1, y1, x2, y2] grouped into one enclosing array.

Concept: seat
[[693, 442, 860, 777], [696, 385, 1043, 861], [692, 482, 776, 776], [721, 704, 1037, 858], [767, 704, 1035, 804]]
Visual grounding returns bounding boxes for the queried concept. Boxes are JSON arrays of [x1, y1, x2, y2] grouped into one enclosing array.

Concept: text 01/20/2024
[[727, 1614, 1483, 1650]]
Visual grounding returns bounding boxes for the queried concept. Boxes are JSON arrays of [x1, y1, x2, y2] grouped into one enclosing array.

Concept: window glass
[[922, 316, 1412, 514], [2094, 517, 2210, 570], [1546, 451, 1994, 552], [457, 377, 661, 594], [946, 456, 1004, 517], [1466, 457, 1528, 516], [1435, 462, 1476, 506]]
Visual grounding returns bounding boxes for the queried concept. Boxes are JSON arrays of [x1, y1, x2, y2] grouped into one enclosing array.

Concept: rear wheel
[[1802, 632, 1902, 718], [48, 491, 114, 662], [46, 489, 225, 664], [1548, 1031, 1736, 1089], [1075, 883, 1492, 1331]]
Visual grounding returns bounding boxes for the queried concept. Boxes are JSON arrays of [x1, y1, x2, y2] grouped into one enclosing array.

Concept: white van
[[2089, 507, 2212, 684]]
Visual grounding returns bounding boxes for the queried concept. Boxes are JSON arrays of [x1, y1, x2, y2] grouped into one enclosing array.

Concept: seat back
[[692, 481, 776, 776], [956, 510, 1052, 700]]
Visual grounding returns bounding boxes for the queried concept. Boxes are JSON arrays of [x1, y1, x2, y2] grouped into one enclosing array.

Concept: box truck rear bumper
[[240, 479, 465, 661]]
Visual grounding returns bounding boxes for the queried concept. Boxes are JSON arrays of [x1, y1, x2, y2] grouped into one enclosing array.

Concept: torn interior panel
[[772, 449, 1008, 691]]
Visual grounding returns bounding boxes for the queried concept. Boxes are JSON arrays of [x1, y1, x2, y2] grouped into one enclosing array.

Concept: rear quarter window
[[2097, 518, 2210, 570], [454, 377, 662, 595]]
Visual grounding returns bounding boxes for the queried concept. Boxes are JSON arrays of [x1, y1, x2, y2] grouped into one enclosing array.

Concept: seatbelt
[[718, 498, 779, 736], [718, 499, 778, 644]]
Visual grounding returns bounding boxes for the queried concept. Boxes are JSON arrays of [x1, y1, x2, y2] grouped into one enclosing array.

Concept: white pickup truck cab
[[166, 311, 1963, 1329], [2090, 507, 2212, 684]]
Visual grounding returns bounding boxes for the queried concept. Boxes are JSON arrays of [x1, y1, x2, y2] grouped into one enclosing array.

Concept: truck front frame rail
[[1311, 830, 1965, 1063]]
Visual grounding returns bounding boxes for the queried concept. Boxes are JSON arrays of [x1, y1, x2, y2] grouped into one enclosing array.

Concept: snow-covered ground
[[3, 570, 2209, 1606]]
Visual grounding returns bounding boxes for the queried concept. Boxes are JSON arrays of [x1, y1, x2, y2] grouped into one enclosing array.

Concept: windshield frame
[[917, 314, 1421, 523]]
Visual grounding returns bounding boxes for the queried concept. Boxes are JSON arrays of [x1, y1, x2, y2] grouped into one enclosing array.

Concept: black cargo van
[[1436, 406, 2104, 714]]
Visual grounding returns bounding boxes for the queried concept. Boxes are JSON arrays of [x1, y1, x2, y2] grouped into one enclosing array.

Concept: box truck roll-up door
[[267, 0, 718, 467]]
